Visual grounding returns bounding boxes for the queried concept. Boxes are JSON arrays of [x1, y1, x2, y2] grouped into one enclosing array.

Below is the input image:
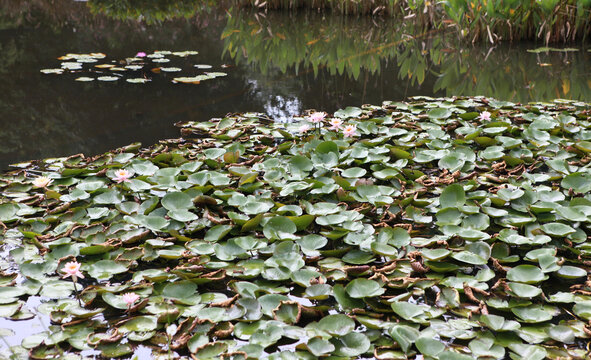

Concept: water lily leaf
[[506, 265, 545, 284], [93, 189, 124, 204], [371, 242, 398, 256], [440, 184, 465, 208], [290, 155, 314, 172], [126, 78, 149, 83], [162, 191, 193, 211], [97, 76, 119, 81], [439, 152, 465, 172], [428, 108, 452, 119], [480, 314, 520, 331], [451, 251, 488, 265], [304, 284, 332, 300], [317, 314, 355, 336], [163, 280, 198, 299], [334, 107, 362, 119], [332, 284, 364, 310], [345, 278, 385, 298], [388, 324, 419, 353], [263, 216, 297, 240], [98, 343, 133, 358], [342, 250, 374, 264], [307, 337, 335, 357], [205, 72, 227, 77], [378, 227, 410, 247], [0, 302, 23, 317], [239, 200, 274, 215], [132, 214, 169, 231], [416, 337, 445, 357], [561, 173, 591, 193], [439, 350, 476, 360], [556, 265, 587, 279], [0, 204, 19, 222], [204, 225, 233, 242], [341, 167, 366, 178], [508, 282, 543, 298], [391, 302, 427, 322], [86, 260, 128, 280], [547, 325, 575, 344], [421, 248, 451, 261], [331, 332, 370, 357], [118, 316, 158, 333], [573, 301, 591, 320], [511, 305, 557, 323], [508, 344, 547, 360], [204, 148, 227, 160], [540, 222, 575, 236], [40, 68, 64, 74], [168, 209, 198, 222], [289, 214, 315, 231]]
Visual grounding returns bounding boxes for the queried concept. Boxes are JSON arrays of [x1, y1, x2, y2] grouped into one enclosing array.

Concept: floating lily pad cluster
[[1, 96, 591, 359], [40, 51, 226, 84]]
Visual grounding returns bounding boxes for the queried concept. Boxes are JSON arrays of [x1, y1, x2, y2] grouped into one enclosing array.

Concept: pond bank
[[1, 96, 591, 359]]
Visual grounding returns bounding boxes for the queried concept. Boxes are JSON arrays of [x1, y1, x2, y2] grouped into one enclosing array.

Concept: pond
[[2, 2, 591, 359], [1, 0, 590, 170]]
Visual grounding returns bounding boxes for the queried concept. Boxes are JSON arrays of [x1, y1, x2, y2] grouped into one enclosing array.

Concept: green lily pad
[[345, 279, 385, 298], [507, 265, 545, 284]]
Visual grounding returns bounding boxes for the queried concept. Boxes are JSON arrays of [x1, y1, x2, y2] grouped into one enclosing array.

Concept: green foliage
[[1, 97, 591, 358], [235, 0, 591, 43], [87, 0, 218, 24]]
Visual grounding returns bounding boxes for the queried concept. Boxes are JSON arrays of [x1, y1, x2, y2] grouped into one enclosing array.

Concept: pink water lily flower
[[329, 118, 343, 131], [342, 124, 358, 138], [113, 169, 132, 183], [62, 261, 84, 280], [122, 292, 140, 307], [478, 111, 491, 121], [135, 52, 147, 58], [309, 112, 326, 124], [298, 124, 311, 134], [32, 176, 52, 188]]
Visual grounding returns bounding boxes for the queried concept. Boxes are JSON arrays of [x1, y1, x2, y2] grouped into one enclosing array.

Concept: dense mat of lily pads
[[1, 97, 591, 359]]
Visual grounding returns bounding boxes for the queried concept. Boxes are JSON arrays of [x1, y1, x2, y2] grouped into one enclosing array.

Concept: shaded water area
[[0, 0, 590, 171]]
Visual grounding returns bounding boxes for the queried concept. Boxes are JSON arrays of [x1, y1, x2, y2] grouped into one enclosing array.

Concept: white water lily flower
[[342, 125, 358, 138], [32, 176, 52, 188], [298, 124, 311, 134], [329, 118, 343, 131], [121, 292, 140, 307], [113, 169, 132, 183], [309, 112, 326, 124]]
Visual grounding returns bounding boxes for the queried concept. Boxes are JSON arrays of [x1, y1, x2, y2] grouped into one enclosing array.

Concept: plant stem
[[71, 277, 82, 306]]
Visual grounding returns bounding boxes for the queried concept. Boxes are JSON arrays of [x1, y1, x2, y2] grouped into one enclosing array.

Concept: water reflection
[[223, 9, 591, 102], [0, 1, 589, 170], [87, 0, 217, 24], [0, 297, 51, 347]]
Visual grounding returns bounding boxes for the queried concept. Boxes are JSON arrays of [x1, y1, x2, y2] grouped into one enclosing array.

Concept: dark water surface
[[1, 0, 590, 170]]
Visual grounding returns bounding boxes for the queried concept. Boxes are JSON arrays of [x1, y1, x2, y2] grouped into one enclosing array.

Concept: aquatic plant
[[233, 0, 422, 16], [1, 97, 591, 358], [234, 0, 591, 43], [40, 51, 227, 84]]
